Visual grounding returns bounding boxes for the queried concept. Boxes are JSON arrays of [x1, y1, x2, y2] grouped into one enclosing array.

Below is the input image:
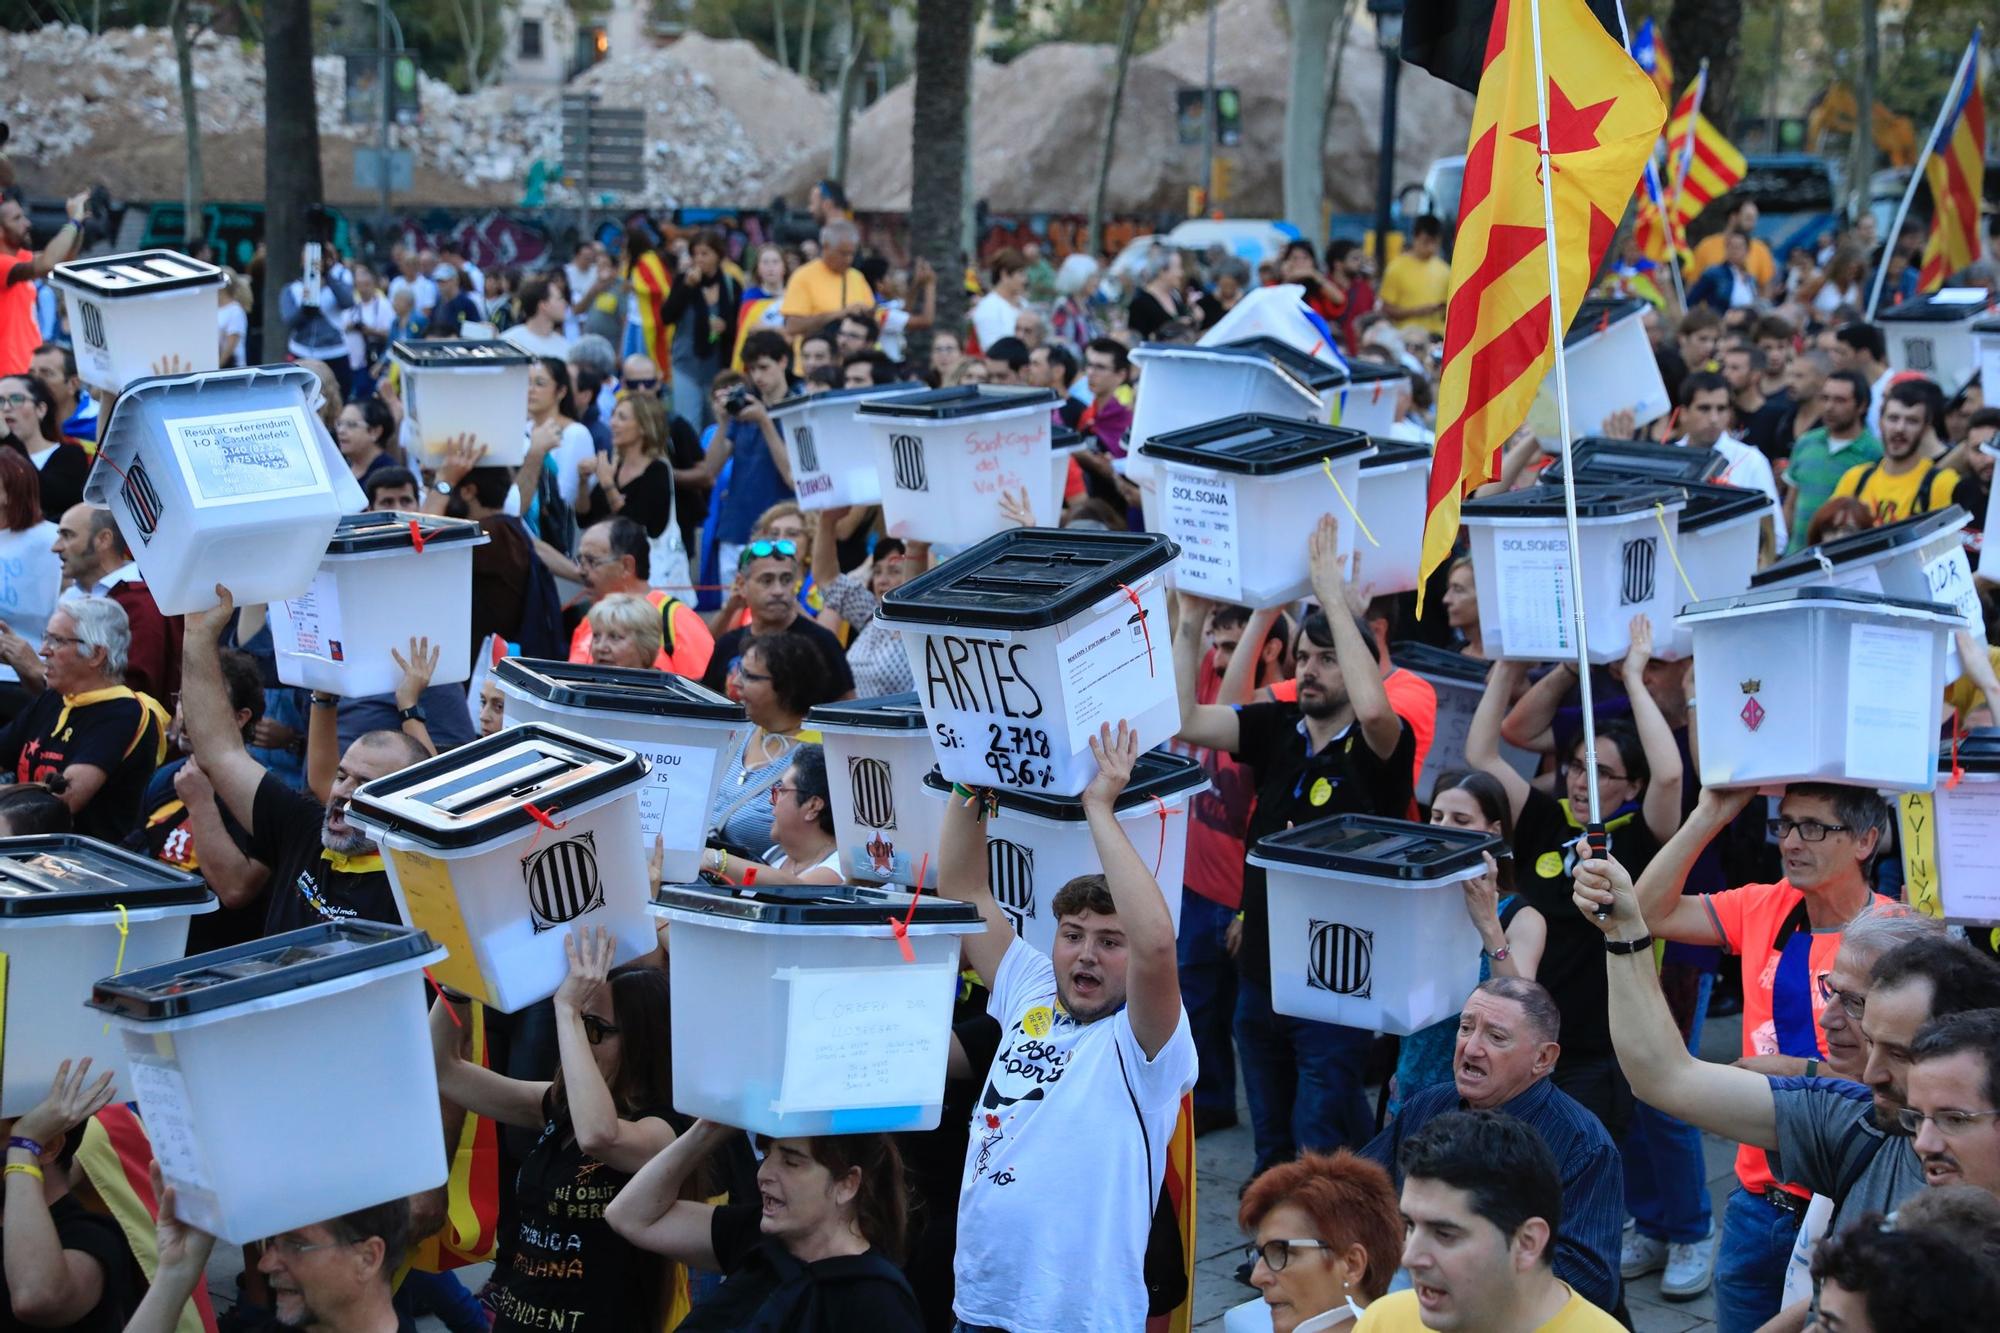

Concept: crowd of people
[[0, 166, 1998, 1333]]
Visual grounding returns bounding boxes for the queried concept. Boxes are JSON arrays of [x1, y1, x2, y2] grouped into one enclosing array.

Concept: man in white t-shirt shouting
[[940, 721, 1198, 1333]]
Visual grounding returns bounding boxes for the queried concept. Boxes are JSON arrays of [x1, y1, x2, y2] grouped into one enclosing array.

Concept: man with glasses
[[620, 353, 664, 399], [699, 540, 852, 703], [125, 1188, 411, 1333], [568, 517, 714, 680], [1782, 368, 1879, 553], [1622, 783, 1893, 1329], [0, 597, 166, 840], [1585, 846, 2000, 1332]]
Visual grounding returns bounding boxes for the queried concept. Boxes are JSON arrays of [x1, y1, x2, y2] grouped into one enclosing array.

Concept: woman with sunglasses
[[430, 925, 688, 1333], [700, 742, 842, 886], [1229, 1150, 1402, 1331], [607, 1119, 922, 1332], [708, 632, 833, 854]]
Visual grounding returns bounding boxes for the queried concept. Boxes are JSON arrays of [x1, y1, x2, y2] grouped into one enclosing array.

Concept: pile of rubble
[[0, 22, 827, 206]]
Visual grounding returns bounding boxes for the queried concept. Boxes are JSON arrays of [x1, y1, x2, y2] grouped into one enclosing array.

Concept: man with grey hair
[[779, 218, 876, 353], [1364, 976, 1626, 1312], [0, 596, 166, 838], [181, 583, 429, 938]]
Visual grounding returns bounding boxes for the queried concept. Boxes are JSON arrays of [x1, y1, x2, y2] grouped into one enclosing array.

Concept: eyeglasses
[[0, 393, 31, 407], [1814, 974, 1867, 1020], [738, 539, 798, 568], [1242, 1238, 1331, 1272], [39, 632, 86, 652], [1769, 817, 1851, 843], [265, 1234, 361, 1259], [1563, 761, 1630, 783], [625, 379, 661, 392], [575, 553, 620, 571], [1895, 1106, 2000, 1137], [769, 782, 799, 804], [581, 1013, 621, 1045]]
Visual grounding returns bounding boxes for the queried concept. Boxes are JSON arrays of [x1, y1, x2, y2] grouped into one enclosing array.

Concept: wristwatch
[[431, 477, 453, 496], [398, 704, 428, 724]]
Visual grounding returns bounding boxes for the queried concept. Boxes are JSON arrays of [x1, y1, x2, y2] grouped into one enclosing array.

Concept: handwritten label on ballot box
[[165, 406, 328, 507], [911, 629, 1062, 791]]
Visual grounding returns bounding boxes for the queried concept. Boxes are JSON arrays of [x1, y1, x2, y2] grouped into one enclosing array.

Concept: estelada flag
[[1918, 31, 1987, 292], [1664, 76, 1747, 233], [1631, 17, 1675, 103], [1417, 0, 1664, 610]]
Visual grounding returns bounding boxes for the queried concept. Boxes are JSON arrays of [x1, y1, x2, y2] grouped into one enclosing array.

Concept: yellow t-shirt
[[1355, 1286, 1623, 1333], [779, 259, 875, 327], [1688, 232, 1776, 288], [1379, 252, 1452, 335], [1945, 644, 2000, 726], [1831, 458, 1960, 525]]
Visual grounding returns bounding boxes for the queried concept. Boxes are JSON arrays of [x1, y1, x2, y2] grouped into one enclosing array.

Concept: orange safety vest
[[570, 588, 695, 673]]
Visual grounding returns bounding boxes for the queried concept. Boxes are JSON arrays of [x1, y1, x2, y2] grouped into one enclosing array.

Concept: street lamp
[[1369, 0, 1404, 278]]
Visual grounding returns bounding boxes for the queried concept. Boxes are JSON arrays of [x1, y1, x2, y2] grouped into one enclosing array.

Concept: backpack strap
[[1910, 461, 1939, 515]]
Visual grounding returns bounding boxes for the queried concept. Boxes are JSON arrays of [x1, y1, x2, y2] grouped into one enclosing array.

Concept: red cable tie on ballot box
[[1117, 583, 1155, 677], [409, 520, 426, 554], [885, 854, 930, 964], [523, 802, 567, 852]]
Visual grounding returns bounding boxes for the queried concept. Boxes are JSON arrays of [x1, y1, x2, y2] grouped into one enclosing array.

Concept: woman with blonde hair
[[580, 391, 676, 541], [217, 269, 253, 367], [585, 593, 666, 670]]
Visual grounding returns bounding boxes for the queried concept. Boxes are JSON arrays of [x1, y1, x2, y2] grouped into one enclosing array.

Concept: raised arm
[[550, 927, 677, 1173], [1620, 615, 1685, 844], [1498, 660, 1574, 754], [812, 510, 845, 631], [120, 1170, 215, 1333], [1171, 592, 1240, 753], [603, 1118, 732, 1269], [1633, 785, 1755, 942], [1083, 723, 1180, 1058], [1307, 514, 1399, 759], [1464, 657, 1534, 822], [15, 194, 87, 282], [1574, 853, 1777, 1147], [173, 761, 270, 910], [429, 991, 550, 1131], [181, 587, 271, 834], [936, 779, 1017, 988], [4, 1058, 117, 1326]]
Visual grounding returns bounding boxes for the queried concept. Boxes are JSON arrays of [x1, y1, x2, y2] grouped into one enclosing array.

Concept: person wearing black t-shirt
[[1464, 620, 1685, 1135], [607, 1119, 923, 1332], [0, 598, 167, 841], [126, 648, 272, 954], [2, 1059, 145, 1333], [180, 585, 427, 939], [700, 543, 856, 701], [432, 928, 684, 1333], [124, 1184, 414, 1333], [1173, 515, 1417, 1176]]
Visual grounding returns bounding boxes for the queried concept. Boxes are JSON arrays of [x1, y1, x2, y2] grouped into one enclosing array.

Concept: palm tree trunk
[[773, 0, 790, 72], [910, 0, 978, 353], [798, 0, 818, 78], [829, 0, 863, 184], [263, 0, 323, 357], [1283, 0, 1340, 237], [172, 1, 205, 251], [1088, 0, 1147, 260]]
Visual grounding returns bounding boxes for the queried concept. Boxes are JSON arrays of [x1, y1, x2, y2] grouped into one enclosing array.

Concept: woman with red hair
[[1232, 1150, 1404, 1331]]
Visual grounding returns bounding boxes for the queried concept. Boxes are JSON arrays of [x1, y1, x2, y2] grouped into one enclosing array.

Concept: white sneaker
[[1620, 1229, 1667, 1279], [1661, 1232, 1717, 1300]]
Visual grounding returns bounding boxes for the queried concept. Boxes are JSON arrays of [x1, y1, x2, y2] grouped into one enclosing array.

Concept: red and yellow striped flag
[[1664, 74, 1746, 232], [1417, 0, 1665, 607], [1918, 32, 1987, 292]]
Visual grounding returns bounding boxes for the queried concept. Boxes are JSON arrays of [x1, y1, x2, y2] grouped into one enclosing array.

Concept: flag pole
[[1612, 0, 1687, 311], [1865, 32, 1976, 320], [1664, 59, 1708, 272], [1526, 0, 1608, 862]]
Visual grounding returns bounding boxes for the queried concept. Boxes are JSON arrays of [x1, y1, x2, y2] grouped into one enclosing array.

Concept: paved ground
[[198, 1012, 1748, 1331]]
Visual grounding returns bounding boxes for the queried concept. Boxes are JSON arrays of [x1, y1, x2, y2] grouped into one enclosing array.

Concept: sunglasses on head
[[738, 539, 798, 568]]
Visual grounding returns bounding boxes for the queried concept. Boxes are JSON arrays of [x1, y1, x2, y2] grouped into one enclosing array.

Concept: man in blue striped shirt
[[1364, 976, 1625, 1313]]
